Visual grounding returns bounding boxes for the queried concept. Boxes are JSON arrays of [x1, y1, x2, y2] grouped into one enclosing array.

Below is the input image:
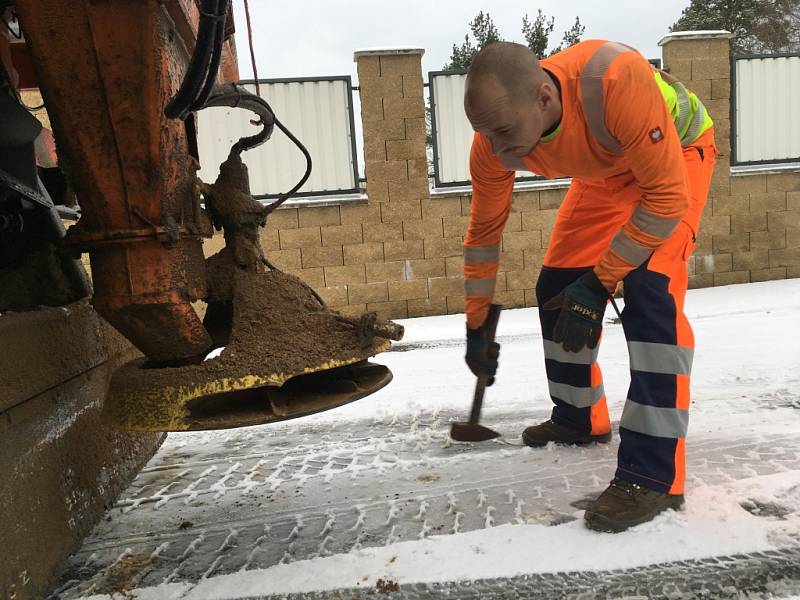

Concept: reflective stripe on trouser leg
[[536, 266, 611, 436], [615, 227, 694, 495]]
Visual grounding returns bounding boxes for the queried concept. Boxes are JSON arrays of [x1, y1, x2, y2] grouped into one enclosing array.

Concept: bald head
[[465, 41, 547, 105], [463, 42, 562, 165]]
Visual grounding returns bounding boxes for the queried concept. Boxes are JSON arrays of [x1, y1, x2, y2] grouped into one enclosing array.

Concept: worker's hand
[[465, 323, 501, 386], [543, 271, 608, 352]]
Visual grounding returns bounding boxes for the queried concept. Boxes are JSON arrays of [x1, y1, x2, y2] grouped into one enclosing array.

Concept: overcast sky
[[229, 0, 692, 81]]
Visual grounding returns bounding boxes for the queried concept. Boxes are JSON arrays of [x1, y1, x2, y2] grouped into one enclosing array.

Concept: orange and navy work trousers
[[536, 129, 716, 495]]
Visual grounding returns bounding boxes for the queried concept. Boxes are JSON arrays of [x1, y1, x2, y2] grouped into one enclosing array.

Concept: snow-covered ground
[[56, 279, 800, 599]]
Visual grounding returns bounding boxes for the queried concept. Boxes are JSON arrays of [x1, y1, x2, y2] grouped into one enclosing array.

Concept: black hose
[[190, 0, 228, 111], [264, 117, 312, 214], [164, 0, 226, 120]]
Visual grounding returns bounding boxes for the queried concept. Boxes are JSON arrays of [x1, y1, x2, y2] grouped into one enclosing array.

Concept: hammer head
[[449, 421, 502, 442]]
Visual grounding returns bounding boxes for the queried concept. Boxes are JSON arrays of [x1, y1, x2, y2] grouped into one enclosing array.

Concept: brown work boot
[[584, 478, 685, 533], [521, 419, 611, 447]]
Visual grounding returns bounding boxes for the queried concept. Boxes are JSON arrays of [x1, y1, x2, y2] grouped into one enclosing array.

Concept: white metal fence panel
[[197, 78, 358, 197], [734, 56, 800, 164], [430, 72, 537, 186]]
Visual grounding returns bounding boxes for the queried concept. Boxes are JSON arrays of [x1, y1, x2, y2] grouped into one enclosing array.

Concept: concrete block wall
[[202, 33, 798, 320]]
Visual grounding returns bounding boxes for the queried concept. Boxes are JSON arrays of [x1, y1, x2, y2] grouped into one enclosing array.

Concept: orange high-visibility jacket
[[464, 40, 713, 328]]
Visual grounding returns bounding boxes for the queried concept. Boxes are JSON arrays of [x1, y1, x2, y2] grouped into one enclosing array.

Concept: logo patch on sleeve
[[649, 126, 664, 143]]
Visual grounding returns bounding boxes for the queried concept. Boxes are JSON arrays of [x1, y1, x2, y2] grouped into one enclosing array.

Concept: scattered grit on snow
[[88, 280, 800, 599]]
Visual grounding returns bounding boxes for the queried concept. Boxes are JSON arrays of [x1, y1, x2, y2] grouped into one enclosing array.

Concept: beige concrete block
[[789, 266, 800, 278], [266, 207, 299, 229], [363, 221, 403, 243], [729, 174, 765, 195], [710, 170, 731, 196], [367, 180, 390, 203], [423, 197, 461, 218], [713, 270, 750, 286], [318, 285, 348, 306], [712, 233, 750, 253], [366, 160, 408, 184], [363, 118, 406, 142], [712, 195, 749, 216], [367, 300, 408, 320], [359, 95, 385, 122], [750, 230, 786, 250], [408, 296, 447, 318], [298, 206, 341, 228], [363, 135, 387, 160], [524, 288, 538, 307], [539, 189, 566, 210], [751, 192, 787, 214], [405, 258, 446, 280], [381, 200, 422, 223], [664, 38, 730, 62], [504, 212, 523, 233], [691, 57, 730, 80], [344, 242, 384, 265], [385, 239, 424, 261], [711, 78, 730, 100], [750, 267, 787, 282], [688, 79, 711, 101], [442, 216, 469, 238], [268, 248, 302, 270], [324, 264, 366, 286], [446, 256, 463, 277], [338, 303, 368, 317], [280, 226, 321, 249], [359, 74, 403, 97], [732, 248, 770, 270], [321, 224, 363, 247], [701, 214, 731, 235], [769, 247, 800, 268], [688, 272, 715, 289], [424, 236, 463, 259], [446, 295, 466, 314], [403, 218, 443, 240], [366, 261, 406, 283], [288, 267, 325, 290], [503, 230, 542, 251], [767, 173, 800, 193], [731, 214, 766, 233], [695, 252, 732, 273], [388, 180, 427, 203], [348, 281, 389, 304], [402, 74, 424, 99], [494, 289, 526, 309], [663, 58, 692, 82], [356, 56, 380, 78], [524, 249, 547, 270], [703, 98, 729, 122], [789, 192, 800, 211], [388, 279, 428, 301], [461, 196, 473, 216], [506, 270, 536, 290], [379, 54, 422, 77], [405, 117, 428, 144], [408, 158, 429, 182], [768, 210, 800, 232], [340, 202, 382, 224], [499, 250, 525, 272], [511, 192, 540, 213], [695, 231, 713, 253], [387, 140, 417, 161], [788, 227, 800, 248], [383, 96, 425, 120], [521, 209, 558, 232], [259, 228, 280, 251], [429, 276, 464, 297]]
